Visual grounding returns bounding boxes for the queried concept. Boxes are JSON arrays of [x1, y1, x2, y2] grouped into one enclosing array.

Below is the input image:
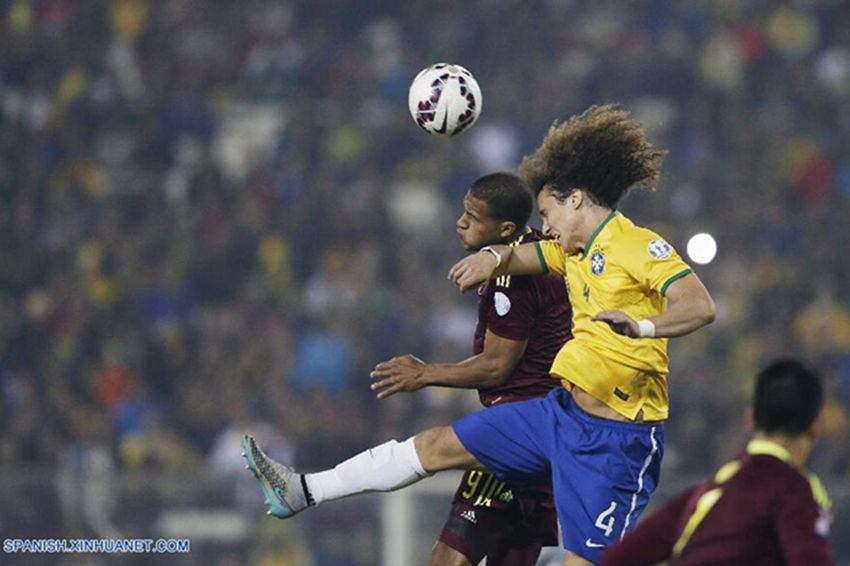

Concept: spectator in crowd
[[1, 1, 849, 562]]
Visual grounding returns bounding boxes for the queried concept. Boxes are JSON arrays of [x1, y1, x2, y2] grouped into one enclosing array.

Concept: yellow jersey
[[534, 211, 692, 420]]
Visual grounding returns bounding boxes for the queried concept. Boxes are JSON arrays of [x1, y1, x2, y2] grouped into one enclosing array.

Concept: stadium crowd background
[[1, 1, 849, 564]]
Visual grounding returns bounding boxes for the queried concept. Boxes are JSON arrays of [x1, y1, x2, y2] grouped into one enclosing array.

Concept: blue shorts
[[452, 388, 664, 563]]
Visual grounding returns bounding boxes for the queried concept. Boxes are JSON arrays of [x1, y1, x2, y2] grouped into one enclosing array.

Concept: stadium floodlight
[[686, 233, 717, 265]]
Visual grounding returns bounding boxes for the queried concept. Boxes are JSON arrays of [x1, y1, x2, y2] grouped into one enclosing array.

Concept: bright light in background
[[687, 233, 717, 265]]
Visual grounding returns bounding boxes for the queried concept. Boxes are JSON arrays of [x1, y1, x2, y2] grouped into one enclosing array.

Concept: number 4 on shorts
[[594, 501, 617, 537]]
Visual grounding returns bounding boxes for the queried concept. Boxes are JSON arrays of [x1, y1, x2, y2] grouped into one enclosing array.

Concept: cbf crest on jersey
[[647, 239, 672, 260], [590, 250, 605, 275]]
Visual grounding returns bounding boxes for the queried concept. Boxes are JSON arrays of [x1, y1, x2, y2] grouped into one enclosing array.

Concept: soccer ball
[[408, 63, 482, 137]]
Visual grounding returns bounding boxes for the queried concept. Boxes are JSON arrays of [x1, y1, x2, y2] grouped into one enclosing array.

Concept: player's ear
[[807, 410, 825, 440], [569, 189, 585, 210], [744, 407, 755, 432], [498, 221, 517, 240]]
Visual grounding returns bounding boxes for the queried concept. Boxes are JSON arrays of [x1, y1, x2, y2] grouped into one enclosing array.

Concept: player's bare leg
[[429, 539, 543, 566], [488, 538, 546, 566], [429, 542, 473, 566], [242, 426, 483, 519], [563, 550, 596, 566], [414, 426, 484, 472]]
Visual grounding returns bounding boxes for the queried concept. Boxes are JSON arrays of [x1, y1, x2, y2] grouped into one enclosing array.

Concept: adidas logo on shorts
[[460, 509, 478, 524]]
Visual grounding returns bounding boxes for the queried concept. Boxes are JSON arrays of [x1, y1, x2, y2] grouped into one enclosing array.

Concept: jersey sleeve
[[485, 276, 538, 341], [773, 473, 836, 566], [619, 230, 693, 296], [599, 487, 696, 566], [534, 240, 567, 276]]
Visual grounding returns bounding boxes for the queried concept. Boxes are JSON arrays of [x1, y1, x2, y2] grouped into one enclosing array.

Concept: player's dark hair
[[518, 104, 667, 208], [469, 172, 533, 230], [753, 359, 823, 436]]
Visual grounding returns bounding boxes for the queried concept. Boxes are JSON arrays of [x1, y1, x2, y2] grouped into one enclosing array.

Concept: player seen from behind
[[600, 359, 835, 566]]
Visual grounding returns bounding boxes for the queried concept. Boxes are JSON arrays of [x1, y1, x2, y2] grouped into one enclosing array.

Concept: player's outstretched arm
[[448, 243, 545, 293], [593, 272, 715, 339], [370, 330, 527, 399]]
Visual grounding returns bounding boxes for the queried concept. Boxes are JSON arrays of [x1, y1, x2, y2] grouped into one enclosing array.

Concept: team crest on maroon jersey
[[494, 292, 511, 316], [590, 251, 605, 275], [816, 507, 832, 537]]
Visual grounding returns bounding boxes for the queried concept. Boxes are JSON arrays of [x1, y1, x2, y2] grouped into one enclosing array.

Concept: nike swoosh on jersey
[[585, 539, 606, 548]]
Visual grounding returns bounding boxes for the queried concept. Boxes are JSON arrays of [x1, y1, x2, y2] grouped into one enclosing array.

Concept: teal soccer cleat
[[241, 434, 313, 518]]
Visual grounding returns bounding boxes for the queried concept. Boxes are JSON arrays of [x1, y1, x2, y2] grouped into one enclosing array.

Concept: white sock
[[304, 437, 429, 505]]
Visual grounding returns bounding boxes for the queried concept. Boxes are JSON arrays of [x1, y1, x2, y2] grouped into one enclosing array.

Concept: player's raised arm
[[447, 242, 545, 293], [593, 271, 715, 338]]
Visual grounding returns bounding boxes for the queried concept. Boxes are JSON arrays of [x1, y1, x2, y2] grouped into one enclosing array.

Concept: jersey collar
[[579, 210, 619, 260], [746, 439, 792, 463], [509, 225, 533, 246]]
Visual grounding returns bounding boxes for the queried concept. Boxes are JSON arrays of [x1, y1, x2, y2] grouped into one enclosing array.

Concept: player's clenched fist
[[448, 251, 499, 293]]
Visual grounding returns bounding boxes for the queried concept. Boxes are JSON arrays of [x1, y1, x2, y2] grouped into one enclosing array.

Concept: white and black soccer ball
[[408, 63, 482, 137]]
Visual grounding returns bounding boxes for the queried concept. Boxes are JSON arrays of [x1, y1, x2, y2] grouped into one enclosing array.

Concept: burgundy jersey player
[[371, 172, 572, 566], [600, 359, 835, 566]]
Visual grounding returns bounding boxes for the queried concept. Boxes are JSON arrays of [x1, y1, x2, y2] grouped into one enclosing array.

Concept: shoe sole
[[241, 435, 294, 519]]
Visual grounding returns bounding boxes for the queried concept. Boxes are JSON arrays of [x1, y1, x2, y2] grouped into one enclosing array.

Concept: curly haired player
[[241, 105, 716, 566]]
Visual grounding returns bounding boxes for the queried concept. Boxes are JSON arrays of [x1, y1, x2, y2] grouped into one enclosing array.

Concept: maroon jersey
[[474, 228, 572, 407], [440, 230, 568, 563], [600, 439, 835, 566]]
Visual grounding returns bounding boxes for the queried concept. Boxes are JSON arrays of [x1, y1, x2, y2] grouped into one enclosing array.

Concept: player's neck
[[751, 432, 813, 469], [576, 206, 614, 253], [496, 226, 527, 246]]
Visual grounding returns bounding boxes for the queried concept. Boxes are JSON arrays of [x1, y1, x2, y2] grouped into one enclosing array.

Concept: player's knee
[[414, 427, 478, 472], [562, 550, 596, 566], [429, 542, 473, 566]]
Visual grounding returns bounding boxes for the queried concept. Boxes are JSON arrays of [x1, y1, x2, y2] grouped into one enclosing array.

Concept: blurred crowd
[[2, 0, 850, 563]]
